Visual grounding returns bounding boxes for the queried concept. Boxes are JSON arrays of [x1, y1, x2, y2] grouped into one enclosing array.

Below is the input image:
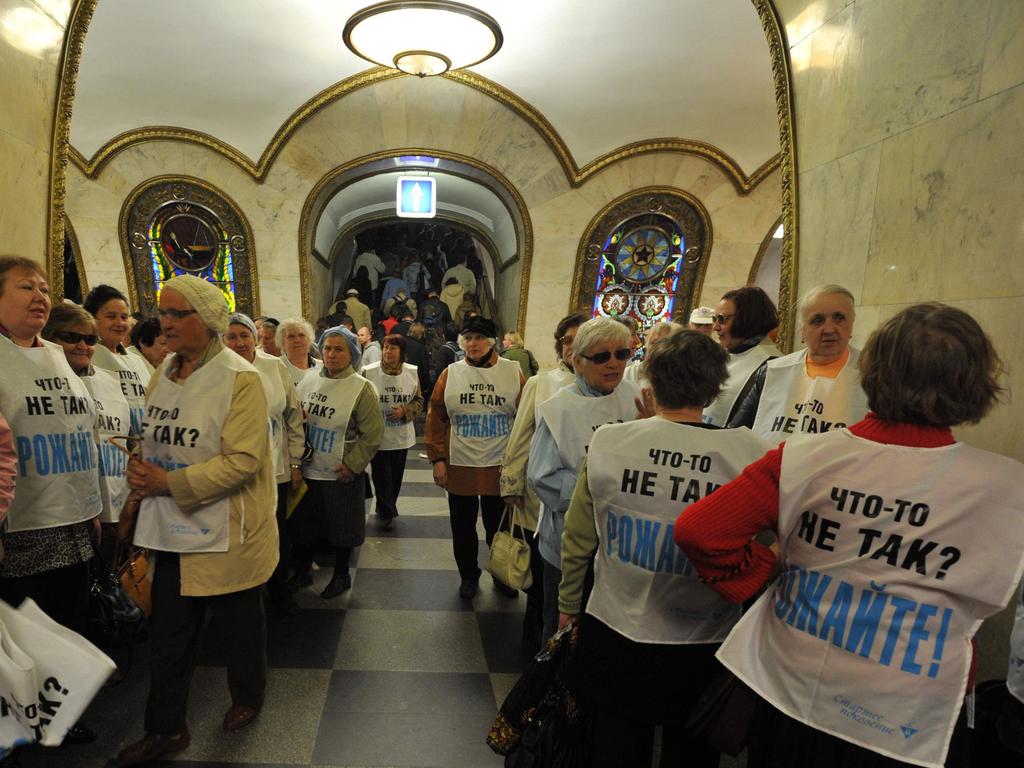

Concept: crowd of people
[[0, 244, 1022, 768]]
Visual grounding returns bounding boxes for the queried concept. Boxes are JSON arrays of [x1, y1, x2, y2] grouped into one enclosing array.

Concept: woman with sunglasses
[[0, 257, 103, 745], [703, 286, 780, 426], [85, 284, 151, 437], [528, 317, 644, 640]]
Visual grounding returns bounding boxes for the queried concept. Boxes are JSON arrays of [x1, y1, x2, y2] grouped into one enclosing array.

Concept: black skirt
[[302, 476, 367, 548]]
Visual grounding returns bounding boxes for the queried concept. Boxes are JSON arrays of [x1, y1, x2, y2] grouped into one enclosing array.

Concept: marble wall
[[0, 0, 71, 262], [64, 74, 781, 367], [776, 0, 1024, 677]]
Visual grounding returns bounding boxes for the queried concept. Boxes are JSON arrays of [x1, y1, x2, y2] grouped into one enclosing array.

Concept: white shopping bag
[[0, 599, 115, 746], [0, 617, 38, 757]]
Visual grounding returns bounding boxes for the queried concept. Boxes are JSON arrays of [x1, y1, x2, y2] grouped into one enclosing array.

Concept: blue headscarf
[[320, 325, 361, 370]]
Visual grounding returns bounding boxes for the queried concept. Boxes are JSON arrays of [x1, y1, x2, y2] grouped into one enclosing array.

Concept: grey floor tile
[[312, 711, 501, 767], [334, 610, 487, 673], [400, 468, 435, 484], [365, 514, 452, 538], [356, 537, 458, 570], [475, 612, 534, 674], [292, 566, 359, 611], [347, 569, 471, 612], [471, 573, 528, 614], [322, 671, 495, 715], [489, 673, 520, 710], [396, 482, 446, 498]]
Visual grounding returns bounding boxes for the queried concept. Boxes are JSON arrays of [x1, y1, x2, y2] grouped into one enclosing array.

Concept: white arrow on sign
[[411, 182, 424, 211]]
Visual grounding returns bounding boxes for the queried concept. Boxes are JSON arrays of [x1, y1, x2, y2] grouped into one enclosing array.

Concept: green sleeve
[[558, 458, 600, 614]]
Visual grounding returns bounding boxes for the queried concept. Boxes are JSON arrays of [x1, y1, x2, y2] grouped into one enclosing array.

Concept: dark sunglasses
[[713, 313, 734, 325], [53, 331, 98, 345], [579, 348, 632, 364]]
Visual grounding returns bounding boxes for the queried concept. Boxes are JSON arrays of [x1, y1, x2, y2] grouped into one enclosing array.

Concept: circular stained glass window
[[613, 226, 674, 284]]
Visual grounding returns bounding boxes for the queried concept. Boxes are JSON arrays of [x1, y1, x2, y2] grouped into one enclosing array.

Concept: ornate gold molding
[[755, 0, 799, 352], [297, 148, 533, 332], [569, 186, 714, 321], [68, 65, 779, 195], [48, 0, 97, 300]]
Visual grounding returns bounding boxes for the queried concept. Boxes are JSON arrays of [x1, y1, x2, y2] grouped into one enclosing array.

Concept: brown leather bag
[[118, 547, 152, 617]]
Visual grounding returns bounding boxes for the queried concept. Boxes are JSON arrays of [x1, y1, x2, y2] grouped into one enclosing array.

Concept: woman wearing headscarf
[[558, 331, 770, 768], [85, 284, 152, 435], [426, 316, 524, 599], [41, 304, 131, 558], [500, 313, 587, 649], [0, 256, 102, 745], [528, 317, 644, 640], [728, 284, 869, 443], [292, 326, 382, 599], [223, 313, 306, 615], [118, 275, 278, 764], [702, 286, 780, 426], [676, 304, 1024, 768], [278, 317, 323, 386]]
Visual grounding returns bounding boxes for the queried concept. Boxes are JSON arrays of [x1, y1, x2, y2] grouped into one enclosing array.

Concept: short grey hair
[[276, 317, 315, 349], [800, 284, 856, 318], [573, 317, 632, 360]]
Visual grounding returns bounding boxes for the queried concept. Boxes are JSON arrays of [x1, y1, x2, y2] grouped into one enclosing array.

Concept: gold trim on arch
[[48, 0, 97, 299], [116, 175, 261, 316], [68, 65, 779, 195], [568, 186, 714, 320], [297, 148, 533, 332], [62, 214, 88, 296]]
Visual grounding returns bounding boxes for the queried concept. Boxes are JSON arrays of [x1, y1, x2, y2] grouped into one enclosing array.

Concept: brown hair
[[721, 286, 778, 340], [382, 333, 407, 363], [645, 330, 729, 409], [0, 256, 46, 296], [860, 303, 1002, 427], [42, 303, 96, 342], [554, 313, 588, 358]]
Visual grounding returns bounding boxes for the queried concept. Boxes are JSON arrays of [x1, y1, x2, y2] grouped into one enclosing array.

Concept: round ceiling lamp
[[343, 1, 503, 78]]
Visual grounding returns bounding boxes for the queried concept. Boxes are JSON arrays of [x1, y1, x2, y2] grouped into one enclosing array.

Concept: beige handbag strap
[[502, 504, 527, 543]]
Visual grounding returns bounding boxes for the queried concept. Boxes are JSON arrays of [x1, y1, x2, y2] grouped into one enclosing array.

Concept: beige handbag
[[486, 505, 533, 590]]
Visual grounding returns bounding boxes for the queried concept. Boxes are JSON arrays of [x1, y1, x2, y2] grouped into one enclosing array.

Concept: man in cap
[[342, 288, 371, 334], [688, 306, 716, 337]]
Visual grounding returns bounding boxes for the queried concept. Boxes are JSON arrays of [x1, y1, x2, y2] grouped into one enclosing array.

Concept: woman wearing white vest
[[558, 330, 769, 767], [42, 304, 131, 550], [529, 317, 644, 641], [293, 326, 382, 599], [224, 313, 305, 616], [362, 333, 423, 531], [85, 284, 151, 436], [703, 286, 780, 426], [426, 316, 524, 599], [500, 312, 587, 649], [117, 275, 278, 764], [0, 257, 102, 746], [728, 284, 869, 443], [622, 319, 684, 387], [677, 304, 1024, 768], [278, 317, 323, 386]]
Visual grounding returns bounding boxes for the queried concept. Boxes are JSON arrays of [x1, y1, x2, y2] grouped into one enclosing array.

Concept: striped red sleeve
[[674, 445, 784, 604]]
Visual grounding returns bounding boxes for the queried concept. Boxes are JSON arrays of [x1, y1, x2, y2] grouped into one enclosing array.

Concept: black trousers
[[447, 493, 502, 581], [370, 449, 408, 521], [0, 560, 90, 635], [145, 553, 267, 734], [267, 480, 292, 599]]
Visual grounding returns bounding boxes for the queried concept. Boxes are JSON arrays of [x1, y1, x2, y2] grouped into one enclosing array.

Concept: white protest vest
[[283, 354, 322, 387], [752, 347, 869, 445], [252, 351, 288, 482], [716, 430, 1024, 768], [1008, 581, 1024, 704], [587, 418, 769, 643], [92, 344, 148, 435], [362, 361, 418, 451], [298, 371, 365, 480], [0, 337, 101, 532], [703, 337, 779, 426], [81, 368, 131, 523], [444, 357, 520, 467], [535, 365, 573, 406], [537, 380, 642, 478], [133, 349, 253, 553]]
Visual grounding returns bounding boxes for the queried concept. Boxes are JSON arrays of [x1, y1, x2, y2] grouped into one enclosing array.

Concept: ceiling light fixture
[[343, 1, 503, 78]]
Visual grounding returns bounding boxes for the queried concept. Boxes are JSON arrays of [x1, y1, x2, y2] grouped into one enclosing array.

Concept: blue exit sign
[[396, 176, 436, 218]]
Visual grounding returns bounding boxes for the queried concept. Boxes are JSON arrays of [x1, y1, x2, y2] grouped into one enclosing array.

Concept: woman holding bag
[[118, 275, 278, 764]]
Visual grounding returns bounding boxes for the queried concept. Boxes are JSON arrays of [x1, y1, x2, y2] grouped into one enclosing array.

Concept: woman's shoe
[[222, 704, 259, 733], [118, 729, 190, 764], [321, 572, 352, 599]]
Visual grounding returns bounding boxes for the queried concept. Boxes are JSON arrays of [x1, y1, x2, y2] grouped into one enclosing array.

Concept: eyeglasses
[[579, 348, 632, 364], [558, 335, 576, 346], [53, 331, 98, 345], [713, 313, 734, 325], [157, 308, 199, 320]]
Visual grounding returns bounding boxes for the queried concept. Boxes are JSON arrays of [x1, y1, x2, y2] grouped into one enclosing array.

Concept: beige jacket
[[343, 296, 372, 334], [158, 341, 279, 597]]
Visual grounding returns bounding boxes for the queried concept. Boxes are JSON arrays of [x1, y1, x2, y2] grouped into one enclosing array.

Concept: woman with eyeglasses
[[499, 313, 587, 650], [277, 317, 323, 386], [702, 286, 781, 426], [528, 317, 644, 640], [85, 284, 151, 436], [0, 257, 103, 745]]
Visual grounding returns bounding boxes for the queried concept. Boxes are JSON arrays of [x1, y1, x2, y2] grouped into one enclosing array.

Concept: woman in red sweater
[[676, 303, 1024, 768]]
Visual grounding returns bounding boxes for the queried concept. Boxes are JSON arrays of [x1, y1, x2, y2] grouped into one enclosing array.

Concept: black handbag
[[684, 668, 758, 756], [86, 544, 146, 649]]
